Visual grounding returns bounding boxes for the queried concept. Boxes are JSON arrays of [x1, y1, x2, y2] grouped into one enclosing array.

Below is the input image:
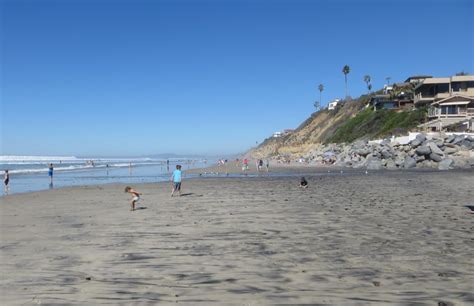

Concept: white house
[[328, 99, 340, 110]]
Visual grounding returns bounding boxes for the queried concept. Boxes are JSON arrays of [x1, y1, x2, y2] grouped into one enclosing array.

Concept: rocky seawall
[[274, 133, 474, 171]]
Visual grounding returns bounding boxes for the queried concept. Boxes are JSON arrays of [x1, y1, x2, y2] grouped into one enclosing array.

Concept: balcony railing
[[428, 107, 471, 118], [415, 88, 474, 103]]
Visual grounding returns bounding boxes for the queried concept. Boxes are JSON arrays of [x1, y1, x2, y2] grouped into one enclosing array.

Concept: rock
[[367, 159, 383, 170], [416, 146, 431, 156], [421, 160, 434, 168], [434, 139, 444, 147], [356, 149, 371, 157], [428, 142, 444, 156], [438, 159, 454, 170], [445, 135, 456, 143], [429, 153, 443, 162], [461, 140, 472, 149], [452, 156, 471, 169], [410, 139, 421, 148], [404, 156, 417, 169], [452, 135, 465, 145], [381, 150, 392, 159], [466, 136, 473, 142], [386, 160, 397, 169], [394, 158, 404, 166], [416, 133, 427, 142], [415, 155, 425, 163], [443, 147, 458, 154]]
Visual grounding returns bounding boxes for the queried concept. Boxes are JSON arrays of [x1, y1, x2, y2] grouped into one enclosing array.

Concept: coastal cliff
[[251, 97, 367, 158], [251, 94, 426, 158]]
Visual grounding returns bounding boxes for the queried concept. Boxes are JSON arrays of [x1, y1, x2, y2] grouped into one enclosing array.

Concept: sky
[[1, 0, 473, 156]]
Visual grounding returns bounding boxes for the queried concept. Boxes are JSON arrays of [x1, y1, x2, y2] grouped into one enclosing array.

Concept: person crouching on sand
[[171, 164, 182, 197], [124, 186, 141, 211], [299, 177, 308, 189]]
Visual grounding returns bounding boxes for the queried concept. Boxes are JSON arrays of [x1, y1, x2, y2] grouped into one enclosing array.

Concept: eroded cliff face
[[251, 98, 366, 158]]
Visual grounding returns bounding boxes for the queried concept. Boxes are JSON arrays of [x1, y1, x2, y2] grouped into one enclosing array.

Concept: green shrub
[[327, 107, 427, 143]]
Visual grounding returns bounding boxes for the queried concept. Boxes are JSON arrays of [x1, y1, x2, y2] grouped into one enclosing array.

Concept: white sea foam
[[0, 155, 79, 162]]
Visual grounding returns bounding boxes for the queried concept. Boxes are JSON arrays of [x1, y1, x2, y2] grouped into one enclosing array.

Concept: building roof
[[414, 77, 450, 90], [451, 75, 474, 82], [405, 75, 432, 82], [431, 94, 474, 105]]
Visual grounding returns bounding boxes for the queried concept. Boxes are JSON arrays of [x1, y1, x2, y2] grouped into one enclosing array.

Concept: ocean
[[1, 155, 208, 195]]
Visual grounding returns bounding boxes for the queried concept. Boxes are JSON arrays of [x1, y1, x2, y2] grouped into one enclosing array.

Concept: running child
[[124, 186, 141, 211], [171, 164, 183, 197]]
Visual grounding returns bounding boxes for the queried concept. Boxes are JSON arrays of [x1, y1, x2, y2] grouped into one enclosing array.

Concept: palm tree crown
[[364, 75, 372, 94], [364, 75, 371, 84]]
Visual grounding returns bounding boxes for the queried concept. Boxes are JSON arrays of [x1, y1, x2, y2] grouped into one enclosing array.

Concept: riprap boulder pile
[[299, 133, 473, 170]]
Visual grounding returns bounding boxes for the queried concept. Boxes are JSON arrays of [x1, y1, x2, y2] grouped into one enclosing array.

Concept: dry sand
[[1, 169, 473, 305]]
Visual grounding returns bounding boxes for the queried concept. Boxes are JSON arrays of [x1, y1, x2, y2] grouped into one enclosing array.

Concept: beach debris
[[372, 281, 381, 287], [465, 205, 474, 213]]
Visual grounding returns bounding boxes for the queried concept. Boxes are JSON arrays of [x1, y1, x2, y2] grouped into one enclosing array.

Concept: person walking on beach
[[171, 164, 183, 197], [265, 159, 270, 172], [258, 159, 263, 172], [124, 186, 141, 211], [4, 170, 10, 194], [48, 163, 54, 184]]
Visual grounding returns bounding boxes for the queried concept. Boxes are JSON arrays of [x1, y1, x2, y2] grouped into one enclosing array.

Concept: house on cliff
[[415, 75, 474, 132]]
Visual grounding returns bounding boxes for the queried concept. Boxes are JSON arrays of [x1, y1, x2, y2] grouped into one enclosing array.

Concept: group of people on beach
[[124, 164, 183, 211], [3, 163, 54, 194], [237, 158, 269, 172]]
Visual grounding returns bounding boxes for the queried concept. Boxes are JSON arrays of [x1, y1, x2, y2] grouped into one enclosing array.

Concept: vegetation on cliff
[[327, 107, 427, 143]]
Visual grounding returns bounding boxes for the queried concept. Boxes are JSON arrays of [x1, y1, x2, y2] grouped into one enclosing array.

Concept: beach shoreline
[[1, 169, 473, 304]]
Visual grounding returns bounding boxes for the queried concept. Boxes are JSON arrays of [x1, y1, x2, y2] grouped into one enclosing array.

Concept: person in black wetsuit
[[299, 177, 308, 189]]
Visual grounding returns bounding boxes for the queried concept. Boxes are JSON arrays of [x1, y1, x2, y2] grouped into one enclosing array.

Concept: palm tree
[[342, 65, 350, 98], [364, 75, 371, 94], [318, 84, 324, 109], [313, 101, 320, 110]]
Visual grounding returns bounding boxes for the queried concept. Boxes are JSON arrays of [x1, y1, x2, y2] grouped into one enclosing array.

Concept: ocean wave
[[0, 155, 78, 162], [5, 161, 168, 175]]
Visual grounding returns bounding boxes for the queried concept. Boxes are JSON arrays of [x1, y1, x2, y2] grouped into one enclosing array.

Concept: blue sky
[[1, 0, 473, 156]]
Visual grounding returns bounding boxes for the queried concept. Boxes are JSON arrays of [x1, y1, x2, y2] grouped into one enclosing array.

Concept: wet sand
[[1, 170, 473, 304]]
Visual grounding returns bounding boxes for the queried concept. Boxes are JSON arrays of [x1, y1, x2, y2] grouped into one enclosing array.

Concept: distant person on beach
[[265, 159, 270, 172], [4, 170, 10, 193], [243, 159, 249, 171], [124, 186, 141, 211], [171, 164, 183, 197], [48, 163, 54, 184], [258, 159, 263, 171], [299, 177, 308, 189]]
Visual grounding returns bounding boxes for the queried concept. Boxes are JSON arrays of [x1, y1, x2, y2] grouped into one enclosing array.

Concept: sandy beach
[[1, 169, 473, 305]]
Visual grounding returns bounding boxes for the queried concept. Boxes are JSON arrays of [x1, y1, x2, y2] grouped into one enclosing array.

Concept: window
[[441, 106, 457, 114]]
